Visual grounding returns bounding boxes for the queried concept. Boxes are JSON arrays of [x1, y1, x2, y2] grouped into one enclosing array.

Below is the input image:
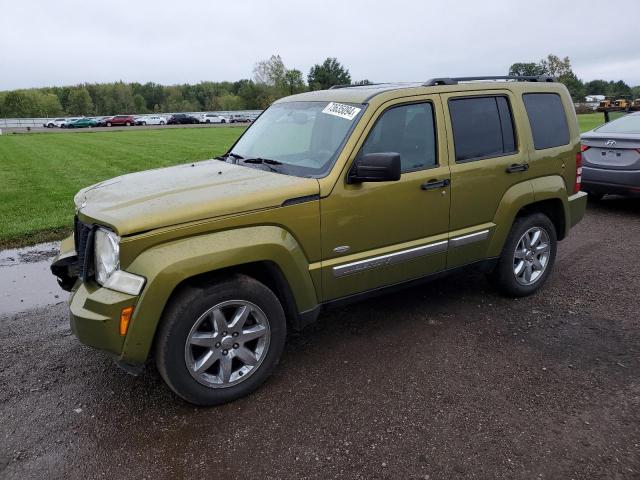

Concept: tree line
[[2, 53, 638, 118], [509, 54, 640, 102], [0, 55, 355, 118]]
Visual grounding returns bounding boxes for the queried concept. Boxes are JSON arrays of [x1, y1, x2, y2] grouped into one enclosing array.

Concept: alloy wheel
[[184, 300, 271, 388], [513, 226, 551, 285]]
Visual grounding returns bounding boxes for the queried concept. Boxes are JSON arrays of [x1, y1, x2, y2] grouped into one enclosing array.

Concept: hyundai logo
[[605, 140, 616, 146]]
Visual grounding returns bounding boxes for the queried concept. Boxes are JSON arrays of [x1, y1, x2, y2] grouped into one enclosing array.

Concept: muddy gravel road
[[1, 198, 639, 479]]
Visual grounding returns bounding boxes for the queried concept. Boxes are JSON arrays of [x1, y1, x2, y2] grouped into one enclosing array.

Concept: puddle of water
[[0, 242, 67, 315]]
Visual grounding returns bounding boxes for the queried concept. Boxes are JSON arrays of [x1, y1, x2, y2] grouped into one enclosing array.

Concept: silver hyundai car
[[581, 112, 640, 199]]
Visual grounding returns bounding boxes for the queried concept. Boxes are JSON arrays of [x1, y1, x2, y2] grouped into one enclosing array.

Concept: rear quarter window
[[523, 93, 570, 149]]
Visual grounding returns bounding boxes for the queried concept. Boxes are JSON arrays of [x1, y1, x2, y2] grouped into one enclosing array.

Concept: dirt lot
[[1, 198, 639, 479]]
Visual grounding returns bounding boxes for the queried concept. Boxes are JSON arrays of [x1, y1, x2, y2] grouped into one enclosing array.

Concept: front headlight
[[94, 227, 120, 285], [93, 227, 146, 296]]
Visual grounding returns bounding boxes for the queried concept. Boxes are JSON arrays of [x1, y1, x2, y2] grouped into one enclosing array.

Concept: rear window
[[523, 93, 570, 149], [595, 114, 640, 134], [448, 96, 516, 162]]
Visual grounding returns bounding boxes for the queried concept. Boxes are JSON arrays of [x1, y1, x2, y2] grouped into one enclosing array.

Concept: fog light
[[120, 306, 134, 336]]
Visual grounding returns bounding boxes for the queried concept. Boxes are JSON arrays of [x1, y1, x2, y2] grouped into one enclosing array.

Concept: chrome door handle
[[506, 163, 529, 173], [421, 178, 450, 190]]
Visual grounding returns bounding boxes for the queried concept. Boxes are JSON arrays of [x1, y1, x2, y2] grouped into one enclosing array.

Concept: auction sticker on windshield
[[322, 102, 362, 121]]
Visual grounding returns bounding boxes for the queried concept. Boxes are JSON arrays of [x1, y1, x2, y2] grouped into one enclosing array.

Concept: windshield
[[595, 114, 640, 134], [229, 101, 365, 177]]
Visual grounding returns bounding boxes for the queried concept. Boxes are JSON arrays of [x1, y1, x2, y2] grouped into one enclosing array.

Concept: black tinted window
[[362, 103, 437, 172], [449, 96, 517, 162], [523, 93, 569, 149]]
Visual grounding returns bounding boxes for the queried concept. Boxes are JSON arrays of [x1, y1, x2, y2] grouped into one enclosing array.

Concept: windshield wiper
[[241, 157, 283, 173], [216, 151, 244, 161], [242, 157, 282, 165]]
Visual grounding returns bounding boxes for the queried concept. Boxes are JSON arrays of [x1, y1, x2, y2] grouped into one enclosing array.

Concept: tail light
[[574, 147, 585, 194]]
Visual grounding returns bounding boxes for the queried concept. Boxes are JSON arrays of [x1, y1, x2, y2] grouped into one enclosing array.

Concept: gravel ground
[[1, 198, 639, 479]]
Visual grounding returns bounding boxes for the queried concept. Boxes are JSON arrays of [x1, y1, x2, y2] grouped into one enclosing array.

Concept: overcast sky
[[2, 0, 639, 91]]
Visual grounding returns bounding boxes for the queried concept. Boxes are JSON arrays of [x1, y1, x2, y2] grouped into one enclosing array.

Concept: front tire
[[106, 122, 112, 127], [490, 213, 557, 297], [155, 275, 287, 406]]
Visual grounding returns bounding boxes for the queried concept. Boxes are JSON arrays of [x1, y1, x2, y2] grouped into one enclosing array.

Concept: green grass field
[[0, 113, 610, 248], [0, 127, 245, 248], [577, 112, 607, 132]]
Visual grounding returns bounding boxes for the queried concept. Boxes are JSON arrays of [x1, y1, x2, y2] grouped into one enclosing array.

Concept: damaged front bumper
[[51, 234, 140, 363], [50, 235, 80, 291]]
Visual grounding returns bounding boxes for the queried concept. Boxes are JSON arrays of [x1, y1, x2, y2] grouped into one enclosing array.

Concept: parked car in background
[[67, 117, 99, 128], [106, 115, 135, 126], [43, 118, 67, 128], [60, 118, 80, 128], [167, 113, 199, 124], [200, 113, 229, 124], [94, 117, 112, 127], [581, 112, 640, 199], [229, 114, 252, 123], [138, 115, 167, 126], [133, 116, 146, 126]]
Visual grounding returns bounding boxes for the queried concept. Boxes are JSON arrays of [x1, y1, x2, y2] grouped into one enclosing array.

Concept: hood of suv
[[76, 160, 320, 235]]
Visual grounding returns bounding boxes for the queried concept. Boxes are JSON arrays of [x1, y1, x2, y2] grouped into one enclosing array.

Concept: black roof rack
[[423, 76, 555, 86], [328, 83, 383, 89]]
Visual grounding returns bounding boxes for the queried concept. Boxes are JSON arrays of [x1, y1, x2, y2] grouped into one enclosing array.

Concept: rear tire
[[126, 121, 131, 126], [106, 122, 112, 127], [155, 274, 287, 406], [490, 213, 557, 297]]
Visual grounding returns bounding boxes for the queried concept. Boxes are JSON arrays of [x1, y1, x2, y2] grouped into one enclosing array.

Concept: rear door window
[[523, 93, 570, 149], [448, 96, 517, 162]]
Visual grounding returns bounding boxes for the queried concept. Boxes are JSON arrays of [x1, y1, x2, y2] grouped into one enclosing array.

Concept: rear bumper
[[582, 166, 640, 195], [567, 191, 587, 229]]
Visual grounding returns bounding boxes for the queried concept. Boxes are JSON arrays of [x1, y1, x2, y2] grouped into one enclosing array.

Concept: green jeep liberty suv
[[51, 75, 587, 405]]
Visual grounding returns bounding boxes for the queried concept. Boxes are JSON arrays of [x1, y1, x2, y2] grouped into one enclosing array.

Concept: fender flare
[[486, 181, 535, 258], [120, 225, 318, 364], [530, 175, 570, 239], [487, 176, 570, 258]]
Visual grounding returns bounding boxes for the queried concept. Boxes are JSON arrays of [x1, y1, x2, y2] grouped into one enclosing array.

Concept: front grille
[[74, 216, 94, 281]]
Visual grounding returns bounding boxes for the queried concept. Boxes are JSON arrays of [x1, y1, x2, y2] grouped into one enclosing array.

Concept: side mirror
[[347, 153, 401, 184]]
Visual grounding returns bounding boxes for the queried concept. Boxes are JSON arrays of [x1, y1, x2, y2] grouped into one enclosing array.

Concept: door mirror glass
[[348, 153, 401, 183]]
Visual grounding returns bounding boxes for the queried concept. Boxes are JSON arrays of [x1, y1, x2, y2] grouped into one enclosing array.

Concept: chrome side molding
[[333, 241, 447, 277], [332, 228, 491, 278], [449, 229, 489, 248]]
